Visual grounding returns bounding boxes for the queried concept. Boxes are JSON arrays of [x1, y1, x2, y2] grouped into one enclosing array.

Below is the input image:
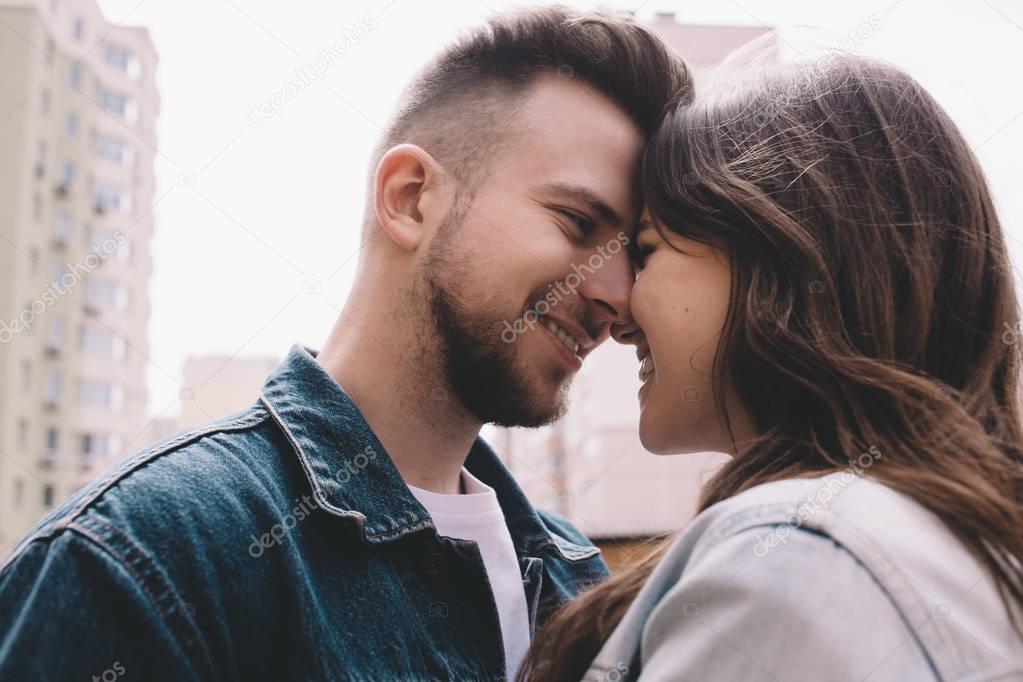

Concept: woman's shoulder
[[688, 472, 937, 557], [686, 473, 983, 591], [633, 516, 936, 682], [651, 473, 1023, 680]]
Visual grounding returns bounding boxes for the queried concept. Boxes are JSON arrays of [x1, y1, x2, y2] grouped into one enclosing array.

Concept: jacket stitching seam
[[66, 521, 205, 672]]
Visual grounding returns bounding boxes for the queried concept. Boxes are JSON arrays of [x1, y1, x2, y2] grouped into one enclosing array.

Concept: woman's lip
[[638, 351, 655, 382], [638, 375, 652, 404], [539, 322, 583, 370]]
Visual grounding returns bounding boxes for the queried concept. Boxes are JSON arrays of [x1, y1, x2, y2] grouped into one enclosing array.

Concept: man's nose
[[577, 243, 634, 325], [610, 318, 642, 346]]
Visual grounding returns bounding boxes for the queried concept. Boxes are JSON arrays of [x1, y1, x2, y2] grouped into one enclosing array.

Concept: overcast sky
[[92, 0, 1023, 418]]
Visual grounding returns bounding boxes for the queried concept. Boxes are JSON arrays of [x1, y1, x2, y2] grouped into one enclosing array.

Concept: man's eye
[[559, 210, 596, 237]]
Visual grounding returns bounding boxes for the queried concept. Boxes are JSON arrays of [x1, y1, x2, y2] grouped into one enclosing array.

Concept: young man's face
[[423, 74, 644, 427]]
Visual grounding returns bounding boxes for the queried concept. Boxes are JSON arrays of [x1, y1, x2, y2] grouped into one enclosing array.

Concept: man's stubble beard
[[420, 211, 570, 428]]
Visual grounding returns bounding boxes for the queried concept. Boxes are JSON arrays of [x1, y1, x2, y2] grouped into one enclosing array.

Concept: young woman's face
[[613, 213, 753, 454]]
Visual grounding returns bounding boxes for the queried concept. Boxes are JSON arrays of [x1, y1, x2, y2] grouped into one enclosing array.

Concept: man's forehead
[[467, 75, 643, 229], [519, 80, 641, 157]]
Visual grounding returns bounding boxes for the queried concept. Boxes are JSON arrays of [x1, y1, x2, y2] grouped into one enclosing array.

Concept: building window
[[90, 228, 131, 264], [69, 64, 81, 88], [60, 161, 75, 189], [16, 419, 28, 450], [89, 226, 116, 249], [105, 45, 128, 69], [32, 193, 42, 222], [54, 211, 71, 243], [92, 181, 131, 214], [44, 370, 62, 407], [80, 432, 118, 468], [85, 278, 127, 310], [98, 90, 135, 122], [103, 44, 139, 78], [42, 484, 54, 508], [13, 479, 24, 509], [41, 88, 50, 114], [80, 325, 127, 360], [47, 317, 65, 352], [94, 134, 133, 166], [72, 17, 84, 41], [35, 139, 46, 175], [19, 359, 30, 391], [65, 112, 78, 136], [45, 426, 59, 453], [78, 379, 122, 411]]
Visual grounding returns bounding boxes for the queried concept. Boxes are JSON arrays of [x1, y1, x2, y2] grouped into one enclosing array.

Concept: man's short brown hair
[[367, 5, 693, 218]]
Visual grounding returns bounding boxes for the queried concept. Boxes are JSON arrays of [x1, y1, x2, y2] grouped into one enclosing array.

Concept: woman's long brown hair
[[520, 50, 1023, 681]]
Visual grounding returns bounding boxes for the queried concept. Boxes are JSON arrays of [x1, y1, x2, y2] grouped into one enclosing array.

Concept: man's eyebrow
[[539, 182, 623, 228]]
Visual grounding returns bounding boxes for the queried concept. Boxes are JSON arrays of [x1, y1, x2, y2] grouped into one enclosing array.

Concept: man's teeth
[[545, 319, 580, 354], [639, 354, 655, 380]]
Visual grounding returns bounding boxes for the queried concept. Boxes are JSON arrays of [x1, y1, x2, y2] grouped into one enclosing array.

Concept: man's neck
[[315, 302, 480, 495]]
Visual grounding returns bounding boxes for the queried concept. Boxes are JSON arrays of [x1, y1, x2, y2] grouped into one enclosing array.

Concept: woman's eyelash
[[632, 243, 655, 265]]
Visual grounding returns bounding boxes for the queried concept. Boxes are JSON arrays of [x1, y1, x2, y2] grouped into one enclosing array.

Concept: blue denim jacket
[[0, 344, 608, 681], [584, 473, 1023, 682]]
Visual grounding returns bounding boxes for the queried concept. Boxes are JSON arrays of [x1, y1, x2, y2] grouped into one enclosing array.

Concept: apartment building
[[0, 0, 159, 554]]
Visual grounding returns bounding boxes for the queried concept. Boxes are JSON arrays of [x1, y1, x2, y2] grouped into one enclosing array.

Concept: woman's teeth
[[639, 354, 655, 381], [545, 319, 580, 355]]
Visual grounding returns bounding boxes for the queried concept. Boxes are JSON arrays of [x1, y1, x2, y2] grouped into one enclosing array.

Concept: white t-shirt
[[407, 469, 531, 679]]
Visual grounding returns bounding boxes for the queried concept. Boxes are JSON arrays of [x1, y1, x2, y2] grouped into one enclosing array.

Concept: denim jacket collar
[[258, 344, 577, 558]]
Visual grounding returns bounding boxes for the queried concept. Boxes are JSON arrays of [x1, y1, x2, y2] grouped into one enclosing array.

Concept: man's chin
[[488, 371, 570, 428], [488, 402, 564, 428]]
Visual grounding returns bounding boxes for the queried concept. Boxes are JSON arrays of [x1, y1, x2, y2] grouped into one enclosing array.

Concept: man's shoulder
[[2, 402, 285, 572]]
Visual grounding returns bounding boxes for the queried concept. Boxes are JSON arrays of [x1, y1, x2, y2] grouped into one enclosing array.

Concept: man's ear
[[373, 144, 450, 252]]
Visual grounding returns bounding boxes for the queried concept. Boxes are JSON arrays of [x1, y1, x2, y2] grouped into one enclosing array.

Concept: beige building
[[0, 0, 159, 554], [177, 355, 281, 430], [137, 354, 282, 452], [493, 15, 774, 542]]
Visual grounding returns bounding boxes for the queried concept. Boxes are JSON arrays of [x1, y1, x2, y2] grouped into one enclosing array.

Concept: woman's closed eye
[[632, 243, 655, 270]]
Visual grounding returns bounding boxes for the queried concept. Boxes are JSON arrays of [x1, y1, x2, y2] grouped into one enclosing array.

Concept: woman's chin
[[638, 418, 682, 455], [639, 414, 713, 455]]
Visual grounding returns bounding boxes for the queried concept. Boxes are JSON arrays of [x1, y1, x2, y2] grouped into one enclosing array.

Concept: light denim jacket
[[584, 473, 1023, 681]]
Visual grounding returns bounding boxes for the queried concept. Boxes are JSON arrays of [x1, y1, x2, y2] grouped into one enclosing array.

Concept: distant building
[[0, 0, 159, 555], [649, 12, 774, 73], [492, 14, 773, 543], [177, 355, 281, 430], [138, 354, 282, 450]]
